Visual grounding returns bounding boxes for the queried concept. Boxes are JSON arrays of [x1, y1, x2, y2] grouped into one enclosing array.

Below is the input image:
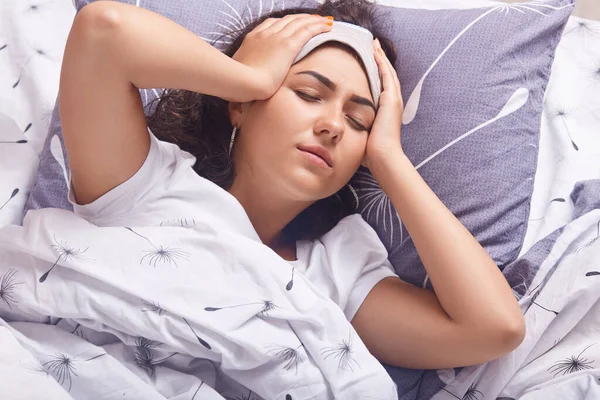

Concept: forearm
[[370, 152, 524, 332], [71, 1, 264, 101]]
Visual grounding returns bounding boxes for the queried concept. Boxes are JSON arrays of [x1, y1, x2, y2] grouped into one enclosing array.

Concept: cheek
[[339, 136, 367, 173], [246, 91, 304, 144]]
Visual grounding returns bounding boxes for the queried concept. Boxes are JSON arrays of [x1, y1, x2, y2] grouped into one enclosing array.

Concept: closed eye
[[295, 90, 320, 102], [295, 90, 370, 132], [348, 116, 368, 131]]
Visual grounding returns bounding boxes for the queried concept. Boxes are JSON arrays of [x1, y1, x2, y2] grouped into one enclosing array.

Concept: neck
[[228, 178, 311, 248]]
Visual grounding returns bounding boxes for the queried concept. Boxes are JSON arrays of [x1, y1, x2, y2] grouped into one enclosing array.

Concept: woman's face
[[230, 44, 376, 203]]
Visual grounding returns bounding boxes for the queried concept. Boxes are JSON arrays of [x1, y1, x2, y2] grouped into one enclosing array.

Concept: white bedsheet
[[0, 208, 397, 399], [520, 16, 600, 255], [433, 208, 600, 399], [0, 0, 74, 228]]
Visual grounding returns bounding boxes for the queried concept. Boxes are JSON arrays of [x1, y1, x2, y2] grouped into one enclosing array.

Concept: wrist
[[368, 150, 414, 188], [368, 148, 408, 172], [230, 64, 269, 102]]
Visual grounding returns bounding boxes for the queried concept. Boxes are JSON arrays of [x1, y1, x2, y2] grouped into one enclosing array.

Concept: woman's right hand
[[232, 14, 333, 101]]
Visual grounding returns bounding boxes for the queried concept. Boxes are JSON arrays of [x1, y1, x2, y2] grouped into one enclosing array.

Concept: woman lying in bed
[[60, 0, 525, 371]]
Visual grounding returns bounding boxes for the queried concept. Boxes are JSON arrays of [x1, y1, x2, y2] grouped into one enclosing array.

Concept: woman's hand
[[232, 14, 333, 101], [362, 38, 405, 170]]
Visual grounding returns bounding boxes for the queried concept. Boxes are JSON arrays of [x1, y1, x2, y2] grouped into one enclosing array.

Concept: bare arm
[[60, 1, 330, 205], [353, 153, 525, 369], [352, 38, 525, 369]]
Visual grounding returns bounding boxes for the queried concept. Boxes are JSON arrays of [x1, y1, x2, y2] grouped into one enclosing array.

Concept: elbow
[[504, 316, 526, 350], [71, 2, 124, 44], [492, 316, 526, 357]]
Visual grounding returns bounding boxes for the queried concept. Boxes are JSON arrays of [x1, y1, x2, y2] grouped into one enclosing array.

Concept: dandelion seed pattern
[[402, 0, 569, 124], [125, 227, 190, 267], [205, 300, 278, 317], [191, 382, 204, 399], [414, 87, 529, 170], [589, 61, 600, 87], [201, 0, 286, 46], [133, 337, 178, 378], [462, 383, 483, 400], [26, 361, 51, 377], [548, 344, 596, 377], [51, 134, 68, 186], [12, 47, 51, 88], [0, 188, 19, 213], [0, 140, 27, 144], [39, 236, 90, 283], [26, 3, 44, 16], [182, 318, 212, 350], [532, 301, 559, 315], [320, 331, 359, 373], [226, 389, 261, 400], [353, 169, 402, 246], [576, 220, 600, 253], [71, 323, 86, 340], [142, 300, 165, 315], [43, 354, 78, 392], [266, 344, 306, 374], [0, 269, 22, 309], [286, 268, 294, 291], [442, 382, 483, 400], [551, 107, 578, 150], [529, 197, 566, 221], [564, 20, 600, 36]]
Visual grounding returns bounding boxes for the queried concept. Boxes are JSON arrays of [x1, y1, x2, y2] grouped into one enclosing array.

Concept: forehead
[[289, 45, 372, 99]]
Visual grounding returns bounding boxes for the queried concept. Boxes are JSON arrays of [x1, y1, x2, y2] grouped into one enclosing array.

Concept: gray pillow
[[24, 0, 573, 399]]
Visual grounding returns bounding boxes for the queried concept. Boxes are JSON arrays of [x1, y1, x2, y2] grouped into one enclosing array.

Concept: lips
[[297, 144, 334, 168]]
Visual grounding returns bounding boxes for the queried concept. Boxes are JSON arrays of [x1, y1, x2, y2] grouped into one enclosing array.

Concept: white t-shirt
[[68, 130, 397, 321]]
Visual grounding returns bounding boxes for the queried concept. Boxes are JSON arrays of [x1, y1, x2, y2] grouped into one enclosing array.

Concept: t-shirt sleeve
[[67, 128, 195, 224], [319, 214, 398, 321]]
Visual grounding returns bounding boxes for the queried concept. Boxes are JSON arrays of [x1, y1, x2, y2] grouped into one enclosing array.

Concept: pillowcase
[[350, 0, 573, 288], [26, 0, 573, 285]]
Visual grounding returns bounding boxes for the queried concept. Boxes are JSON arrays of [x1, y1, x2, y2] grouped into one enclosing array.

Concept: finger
[[373, 41, 395, 93], [374, 40, 401, 96], [253, 17, 279, 34], [261, 13, 311, 35], [376, 39, 402, 93], [282, 15, 333, 42]]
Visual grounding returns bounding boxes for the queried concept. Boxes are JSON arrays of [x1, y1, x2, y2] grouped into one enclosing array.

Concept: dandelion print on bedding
[[125, 227, 190, 267], [39, 235, 90, 283]]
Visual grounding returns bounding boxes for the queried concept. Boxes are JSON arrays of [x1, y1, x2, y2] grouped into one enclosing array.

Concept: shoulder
[[319, 214, 388, 255]]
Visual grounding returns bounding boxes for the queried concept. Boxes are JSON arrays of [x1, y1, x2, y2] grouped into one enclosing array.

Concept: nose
[[314, 103, 345, 144]]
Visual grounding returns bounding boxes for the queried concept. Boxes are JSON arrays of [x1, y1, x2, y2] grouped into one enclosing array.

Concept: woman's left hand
[[362, 38, 405, 170]]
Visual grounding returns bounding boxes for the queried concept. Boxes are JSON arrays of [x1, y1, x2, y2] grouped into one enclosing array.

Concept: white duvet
[[0, 208, 397, 400]]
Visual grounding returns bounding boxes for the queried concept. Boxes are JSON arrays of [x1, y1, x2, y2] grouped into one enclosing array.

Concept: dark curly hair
[[146, 0, 397, 242]]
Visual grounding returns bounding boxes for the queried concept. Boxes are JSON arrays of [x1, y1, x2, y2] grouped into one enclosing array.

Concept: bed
[[1, 0, 599, 399]]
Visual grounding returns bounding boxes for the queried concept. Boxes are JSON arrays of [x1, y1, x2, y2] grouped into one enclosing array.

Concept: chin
[[285, 169, 334, 202]]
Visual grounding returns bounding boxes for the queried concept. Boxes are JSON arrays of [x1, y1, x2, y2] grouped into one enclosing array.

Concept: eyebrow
[[295, 70, 376, 112]]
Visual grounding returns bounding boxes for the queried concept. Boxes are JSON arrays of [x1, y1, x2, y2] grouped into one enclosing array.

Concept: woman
[[59, 0, 525, 374]]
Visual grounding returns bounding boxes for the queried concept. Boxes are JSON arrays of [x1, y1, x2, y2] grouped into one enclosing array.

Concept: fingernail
[[326, 16, 334, 20], [326, 21, 333, 26]]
